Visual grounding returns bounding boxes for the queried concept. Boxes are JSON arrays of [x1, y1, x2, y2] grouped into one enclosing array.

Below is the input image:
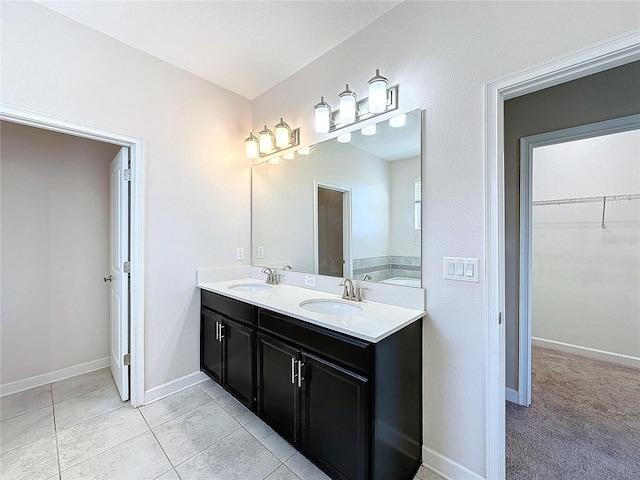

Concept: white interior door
[[109, 147, 130, 401]]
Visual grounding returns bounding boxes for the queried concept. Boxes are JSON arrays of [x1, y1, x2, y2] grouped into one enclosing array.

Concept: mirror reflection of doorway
[[316, 184, 352, 277]]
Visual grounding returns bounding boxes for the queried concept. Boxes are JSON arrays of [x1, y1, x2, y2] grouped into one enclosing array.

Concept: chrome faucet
[[362, 274, 372, 281], [339, 277, 355, 300], [338, 277, 367, 302], [262, 267, 280, 285]]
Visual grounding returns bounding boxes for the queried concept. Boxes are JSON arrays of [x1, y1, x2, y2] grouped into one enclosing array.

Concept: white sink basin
[[299, 299, 362, 315], [228, 283, 272, 292]]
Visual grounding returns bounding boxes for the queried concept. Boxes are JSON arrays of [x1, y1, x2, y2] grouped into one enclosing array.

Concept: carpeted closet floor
[[506, 346, 640, 480]]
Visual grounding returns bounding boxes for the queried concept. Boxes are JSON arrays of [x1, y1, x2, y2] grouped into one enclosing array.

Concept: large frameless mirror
[[252, 108, 422, 287]]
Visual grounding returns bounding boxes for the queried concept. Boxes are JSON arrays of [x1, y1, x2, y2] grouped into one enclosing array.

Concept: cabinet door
[[257, 334, 300, 446], [302, 353, 369, 480], [223, 318, 255, 408], [201, 309, 223, 383]]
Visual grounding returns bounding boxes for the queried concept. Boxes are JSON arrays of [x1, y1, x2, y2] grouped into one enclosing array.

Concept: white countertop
[[197, 278, 425, 343]]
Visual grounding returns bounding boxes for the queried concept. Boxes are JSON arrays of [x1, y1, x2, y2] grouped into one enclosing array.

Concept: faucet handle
[[354, 286, 368, 302]]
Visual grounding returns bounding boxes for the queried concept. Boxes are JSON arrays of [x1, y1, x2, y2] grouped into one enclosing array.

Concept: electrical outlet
[[236, 247, 244, 261], [304, 275, 316, 287], [257, 246, 264, 259]]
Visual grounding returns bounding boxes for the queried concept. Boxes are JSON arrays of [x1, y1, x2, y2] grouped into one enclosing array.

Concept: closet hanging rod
[[532, 193, 640, 206]]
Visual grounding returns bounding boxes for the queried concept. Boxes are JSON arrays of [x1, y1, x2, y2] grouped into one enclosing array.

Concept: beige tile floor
[[0, 369, 443, 480]]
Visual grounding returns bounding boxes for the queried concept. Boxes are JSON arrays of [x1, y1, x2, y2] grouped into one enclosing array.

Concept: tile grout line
[[140, 405, 178, 478], [51, 383, 63, 480]]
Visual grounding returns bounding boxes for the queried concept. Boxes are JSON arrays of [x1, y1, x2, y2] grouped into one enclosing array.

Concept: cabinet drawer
[[258, 309, 372, 374], [201, 290, 255, 326]]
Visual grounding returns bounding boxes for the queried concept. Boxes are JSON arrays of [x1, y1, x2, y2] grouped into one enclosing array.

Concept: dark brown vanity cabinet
[[256, 308, 422, 480], [201, 289, 423, 480], [200, 290, 255, 409]]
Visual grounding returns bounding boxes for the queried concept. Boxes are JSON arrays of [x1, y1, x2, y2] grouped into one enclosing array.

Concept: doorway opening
[[484, 31, 640, 479], [314, 182, 352, 277], [517, 115, 640, 407], [0, 104, 145, 407]]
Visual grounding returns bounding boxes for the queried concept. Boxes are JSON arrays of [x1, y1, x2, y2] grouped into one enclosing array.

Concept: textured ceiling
[[36, 0, 402, 100]]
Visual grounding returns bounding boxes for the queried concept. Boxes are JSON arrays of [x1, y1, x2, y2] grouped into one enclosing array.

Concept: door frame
[[313, 181, 353, 277], [517, 114, 640, 407], [483, 29, 640, 479], [0, 103, 146, 408]]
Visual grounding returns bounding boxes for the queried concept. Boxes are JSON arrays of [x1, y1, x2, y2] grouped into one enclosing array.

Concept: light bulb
[[274, 118, 291, 148], [283, 152, 295, 160], [361, 124, 377, 136], [314, 97, 331, 133], [338, 84, 357, 124], [297, 146, 310, 155], [268, 157, 280, 165], [259, 126, 274, 154], [244, 132, 259, 158], [337, 132, 351, 143], [368, 69, 388, 114], [389, 114, 406, 128]]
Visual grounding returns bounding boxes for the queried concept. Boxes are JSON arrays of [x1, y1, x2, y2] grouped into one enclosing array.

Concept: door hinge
[[124, 353, 131, 366], [123, 169, 131, 181], [123, 261, 131, 273]]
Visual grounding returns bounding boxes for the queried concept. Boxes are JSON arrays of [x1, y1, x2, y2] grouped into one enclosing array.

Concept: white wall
[[389, 156, 421, 257], [251, 1, 640, 476], [252, 141, 389, 273], [532, 130, 640, 361], [1, 122, 120, 383], [0, 1, 252, 391]]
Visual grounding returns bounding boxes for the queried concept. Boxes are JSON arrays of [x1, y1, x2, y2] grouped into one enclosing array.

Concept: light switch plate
[[304, 275, 317, 287], [443, 257, 479, 283], [257, 246, 264, 259]]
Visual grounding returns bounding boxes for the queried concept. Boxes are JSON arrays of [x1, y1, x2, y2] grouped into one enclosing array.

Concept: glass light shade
[[268, 156, 280, 165], [368, 69, 388, 114], [259, 126, 274, 154], [314, 97, 331, 133], [244, 132, 259, 158], [338, 84, 357, 124], [297, 146, 310, 155], [361, 124, 377, 136], [274, 118, 291, 148], [283, 151, 295, 160], [337, 132, 351, 143], [389, 114, 406, 128]]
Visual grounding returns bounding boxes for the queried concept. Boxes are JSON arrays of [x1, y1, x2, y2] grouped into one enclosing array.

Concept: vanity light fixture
[[297, 146, 310, 155], [338, 85, 357, 124], [245, 118, 300, 158], [275, 118, 292, 149], [283, 151, 295, 160], [313, 69, 398, 134], [245, 132, 259, 158], [337, 132, 351, 143], [314, 97, 331, 133], [361, 124, 377, 136], [389, 114, 406, 128], [368, 69, 388, 113]]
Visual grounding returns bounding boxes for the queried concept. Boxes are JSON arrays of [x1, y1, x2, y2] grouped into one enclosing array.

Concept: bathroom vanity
[[199, 279, 424, 480]]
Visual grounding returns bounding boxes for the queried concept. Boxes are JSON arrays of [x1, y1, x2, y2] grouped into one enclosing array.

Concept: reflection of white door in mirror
[[315, 183, 351, 277]]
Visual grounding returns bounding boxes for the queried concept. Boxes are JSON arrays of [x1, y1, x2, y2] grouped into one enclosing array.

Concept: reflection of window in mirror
[[414, 179, 421, 230]]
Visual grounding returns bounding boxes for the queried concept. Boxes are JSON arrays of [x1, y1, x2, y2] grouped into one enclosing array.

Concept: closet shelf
[[532, 193, 639, 229]]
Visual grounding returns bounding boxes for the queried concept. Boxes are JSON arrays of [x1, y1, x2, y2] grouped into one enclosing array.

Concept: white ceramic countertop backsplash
[[197, 278, 425, 343]]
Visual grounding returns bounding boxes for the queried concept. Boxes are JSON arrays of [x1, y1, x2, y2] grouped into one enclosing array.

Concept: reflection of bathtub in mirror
[[381, 277, 421, 288]]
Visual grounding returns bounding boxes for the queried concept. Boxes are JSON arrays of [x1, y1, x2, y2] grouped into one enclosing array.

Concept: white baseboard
[[505, 387, 519, 404], [0, 357, 110, 397], [422, 446, 484, 480], [532, 337, 640, 369], [144, 370, 209, 405]]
